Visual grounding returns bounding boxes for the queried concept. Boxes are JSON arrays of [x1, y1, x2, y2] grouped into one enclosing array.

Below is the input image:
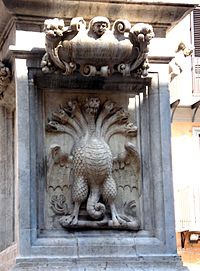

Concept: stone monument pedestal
[[1, 1, 198, 270], [11, 49, 187, 270]]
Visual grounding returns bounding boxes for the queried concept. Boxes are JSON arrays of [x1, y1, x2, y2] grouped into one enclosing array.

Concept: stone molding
[[0, 243, 17, 271], [1, 1, 199, 37]]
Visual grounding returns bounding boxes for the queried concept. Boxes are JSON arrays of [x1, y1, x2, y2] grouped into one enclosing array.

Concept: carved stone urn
[[41, 16, 154, 77]]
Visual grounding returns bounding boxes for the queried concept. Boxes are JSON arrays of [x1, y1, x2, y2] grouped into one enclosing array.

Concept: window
[[193, 8, 200, 57]]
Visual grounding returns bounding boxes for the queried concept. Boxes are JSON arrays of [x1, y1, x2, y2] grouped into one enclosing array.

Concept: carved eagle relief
[[46, 97, 141, 230]]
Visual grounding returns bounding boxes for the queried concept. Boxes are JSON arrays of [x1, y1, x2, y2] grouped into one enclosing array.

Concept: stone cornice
[[1, 0, 199, 40], [8, 46, 174, 66]]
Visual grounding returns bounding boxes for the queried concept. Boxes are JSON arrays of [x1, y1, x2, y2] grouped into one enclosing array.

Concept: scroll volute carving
[[41, 16, 154, 77], [46, 97, 141, 230]]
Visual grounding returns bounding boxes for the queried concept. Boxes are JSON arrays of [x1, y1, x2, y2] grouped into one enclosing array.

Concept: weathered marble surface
[[9, 51, 187, 270], [45, 94, 140, 231], [0, 106, 15, 252], [13, 257, 188, 271]]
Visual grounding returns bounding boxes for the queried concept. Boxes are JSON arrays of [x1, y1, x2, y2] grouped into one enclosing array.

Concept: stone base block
[[12, 256, 189, 271]]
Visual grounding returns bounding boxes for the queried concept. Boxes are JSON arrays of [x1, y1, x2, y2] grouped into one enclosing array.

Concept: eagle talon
[[59, 215, 78, 226]]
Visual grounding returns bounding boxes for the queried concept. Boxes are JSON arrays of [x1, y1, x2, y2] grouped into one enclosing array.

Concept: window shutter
[[193, 8, 200, 57]]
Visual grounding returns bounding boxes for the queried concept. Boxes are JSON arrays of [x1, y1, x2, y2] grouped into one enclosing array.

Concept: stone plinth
[[0, 1, 198, 271], [8, 47, 187, 270]]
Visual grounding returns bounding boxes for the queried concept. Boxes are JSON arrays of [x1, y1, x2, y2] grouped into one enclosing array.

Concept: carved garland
[[42, 17, 154, 77]]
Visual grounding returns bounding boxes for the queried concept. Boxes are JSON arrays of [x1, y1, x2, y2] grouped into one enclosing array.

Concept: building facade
[[168, 6, 200, 246]]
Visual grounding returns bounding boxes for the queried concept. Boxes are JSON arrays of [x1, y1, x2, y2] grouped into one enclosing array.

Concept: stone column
[[148, 67, 177, 254], [0, 107, 15, 251], [14, 58, 32, 257], [0, 63, 16, 271]]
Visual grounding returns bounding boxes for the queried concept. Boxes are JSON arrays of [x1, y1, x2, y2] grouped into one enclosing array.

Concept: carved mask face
[[85, 97, 100, 114], [93, 22, 108, 36]]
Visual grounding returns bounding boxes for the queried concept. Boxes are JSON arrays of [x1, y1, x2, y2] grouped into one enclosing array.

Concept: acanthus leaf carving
[[41, 16, 154, 77], [46, 97, 141, 231], [0, 61, 11, 99]]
